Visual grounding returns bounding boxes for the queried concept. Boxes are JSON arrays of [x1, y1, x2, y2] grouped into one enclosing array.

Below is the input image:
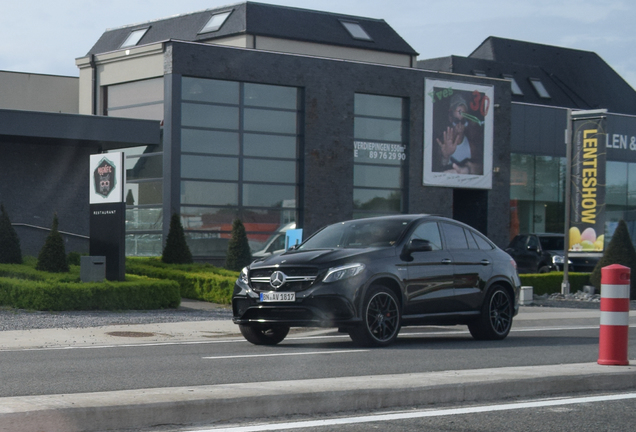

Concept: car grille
[[249, 267, 318, 292]]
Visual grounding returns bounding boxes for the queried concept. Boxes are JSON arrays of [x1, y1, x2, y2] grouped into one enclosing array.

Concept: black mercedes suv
[[232, 215, 520, 347]]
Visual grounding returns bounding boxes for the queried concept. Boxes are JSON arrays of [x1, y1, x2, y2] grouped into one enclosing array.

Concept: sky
[[1, 0, 635, 88]]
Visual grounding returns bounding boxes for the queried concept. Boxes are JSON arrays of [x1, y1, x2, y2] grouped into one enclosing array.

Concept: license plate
[[259, 292, 295, 302]]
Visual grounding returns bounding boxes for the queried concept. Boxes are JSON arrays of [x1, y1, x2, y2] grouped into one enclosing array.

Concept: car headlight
[[239, 267, 249, 285], [322, 263, 365, 283], [552, 255, 572, 265]]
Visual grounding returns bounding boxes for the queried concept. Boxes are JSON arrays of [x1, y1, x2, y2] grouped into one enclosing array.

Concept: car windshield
[[539, 236, 564, 250], [298, 219, 411, 250]]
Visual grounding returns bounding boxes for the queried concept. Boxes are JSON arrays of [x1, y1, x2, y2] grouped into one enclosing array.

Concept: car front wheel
[[349, 285, 401, 347], [468, 285, 513, 340], [239, 324, 290, 345]]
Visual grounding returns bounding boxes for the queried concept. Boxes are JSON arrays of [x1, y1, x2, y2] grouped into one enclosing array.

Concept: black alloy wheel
[[468, 286, 513, 340], [349, 285, 401, 347], [239, 324, 290, 345]]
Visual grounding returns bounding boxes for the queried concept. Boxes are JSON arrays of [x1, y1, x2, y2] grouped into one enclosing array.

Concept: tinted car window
[[410, 222, 442, 250], [441, 223, 468, 249], [299, 219, 410, 250], [472, 231, 494, 250], [539, 236, 564, 250], [465, 229, 479, 249], [527, 235, 538, 249]]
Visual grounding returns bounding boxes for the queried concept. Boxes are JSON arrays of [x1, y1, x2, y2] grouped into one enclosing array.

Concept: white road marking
[[194, 392, 636, 431], [202, 349, 368, 360]]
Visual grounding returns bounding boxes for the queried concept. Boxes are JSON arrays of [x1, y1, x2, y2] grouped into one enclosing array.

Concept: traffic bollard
[[598, 264, 630, 365]]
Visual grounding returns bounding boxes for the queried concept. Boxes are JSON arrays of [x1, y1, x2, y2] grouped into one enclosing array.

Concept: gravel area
[[0, 303, 232, 332]]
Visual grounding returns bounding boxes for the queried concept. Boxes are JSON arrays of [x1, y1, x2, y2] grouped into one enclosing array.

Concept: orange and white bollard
[[598, 264, 631, 365]]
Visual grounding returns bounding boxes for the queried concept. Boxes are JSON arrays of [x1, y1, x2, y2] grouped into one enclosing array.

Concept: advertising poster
[[424, 79, 494, 189], [569, 117, 606, 252]]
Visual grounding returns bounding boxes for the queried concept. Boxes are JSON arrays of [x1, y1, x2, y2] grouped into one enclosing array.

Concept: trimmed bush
[[36, 214, 69, 273], [519, 272, 591, 296], [590, 220, 636, 299], [162, 213, 193, 264], [0, 204, 22, 264], [225, 219, 252, 271]]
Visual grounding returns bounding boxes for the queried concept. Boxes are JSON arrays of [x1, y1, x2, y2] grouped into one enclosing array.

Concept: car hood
[[250, 247, 391, 268]]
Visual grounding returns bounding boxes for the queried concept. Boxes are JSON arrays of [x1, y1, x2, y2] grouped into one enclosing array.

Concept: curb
[[1, 362, 635, 432]]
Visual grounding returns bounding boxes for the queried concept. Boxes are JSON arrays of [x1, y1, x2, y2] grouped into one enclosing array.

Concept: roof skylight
[[121, 28, 149, 48], [503, 74, 524, 96], [340, 21, 373, 41], [529, 78, 550, 98], [200, 10, 232, 34]]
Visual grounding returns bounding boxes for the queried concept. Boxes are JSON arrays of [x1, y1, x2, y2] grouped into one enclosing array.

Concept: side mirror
[[408, 239, 433, 253]]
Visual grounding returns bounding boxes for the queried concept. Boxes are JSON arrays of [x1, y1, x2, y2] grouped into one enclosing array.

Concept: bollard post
[[598, 264, 630, 365]]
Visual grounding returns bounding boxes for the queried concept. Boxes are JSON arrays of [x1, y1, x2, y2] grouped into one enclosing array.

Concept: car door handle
[[441, 258, 452, 264], [481, 259, 491, 266]]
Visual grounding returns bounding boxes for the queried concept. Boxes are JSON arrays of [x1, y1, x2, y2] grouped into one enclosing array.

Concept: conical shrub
[[590, 220, 636, 299], [0, 204, 22, 264], [162, 213, 193, 264], [36, 213, 69, 273], [225, 219, 252, 271]]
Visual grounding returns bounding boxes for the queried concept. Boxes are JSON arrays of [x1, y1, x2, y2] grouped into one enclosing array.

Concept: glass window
[[441, 223, 469, 249], [185, 232, 231, 256], [125, 181, 162, 205], [243, 184, 296, 207], [181, 129, 239, 155], [465, 229, 479, 249], [244, 84, 297, 109], [244, 108, 297, 134], [106, 77, 164, 121], [628, 164, 636, 208], [180, 207, 238, 230], [126, 233, 163, 256], [503, 74, 523, 96], [199, 11, 232, 34], [121, 28, 149, 48], [107, 104, 164, 121], [354, 94, 402, 118], [410, 222, 442, 250], [181, 155, 238, 181], [340, 21, 372, 41], [354, 117, 402, 142], [472, 231, 494, 250], [354, 164, 401, 189], [510, 154, 535, 201], [353, 189, 401, 212], [244, 133, 296, 158], [535, 156, 561, 202], [182, 103, 239, 129], [529, 78, 550, 98], [126, 155, 163, 180], [243, 159, 295, 183], [606, 161, 627, 208], [182, 77, 239, 104], [126, 208, 163, 231], [181, 181, 238, 206]]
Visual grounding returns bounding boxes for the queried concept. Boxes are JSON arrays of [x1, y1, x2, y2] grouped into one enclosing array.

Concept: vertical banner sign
[[424, 79, 494, 189], [89, 152, 126, 281], [569, 118, 606, 252]]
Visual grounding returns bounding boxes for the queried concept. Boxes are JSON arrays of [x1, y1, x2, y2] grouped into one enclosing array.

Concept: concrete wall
[[0, 71, 78, 113], [166, 43, 513, 247]]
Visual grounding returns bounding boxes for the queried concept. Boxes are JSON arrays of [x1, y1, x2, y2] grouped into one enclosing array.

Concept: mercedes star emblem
[[269, 271, 287, 289]]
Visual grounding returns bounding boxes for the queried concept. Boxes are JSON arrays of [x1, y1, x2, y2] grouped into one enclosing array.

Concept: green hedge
[[0, 275, 180, 311], [126, 257, 238, 305], [519, 272, 591, 296]]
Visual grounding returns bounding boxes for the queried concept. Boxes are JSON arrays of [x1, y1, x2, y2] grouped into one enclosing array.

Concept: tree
[[226, 219, 252, 271], [36, 213, 69, 273], [590, 220, 636, 299], [162, 213, 193, 264], [0, 204, 22, 264]]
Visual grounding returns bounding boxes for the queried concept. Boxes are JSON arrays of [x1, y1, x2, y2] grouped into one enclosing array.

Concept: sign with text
[[424, 79, 494, 189], [569, 117, 606, 252]]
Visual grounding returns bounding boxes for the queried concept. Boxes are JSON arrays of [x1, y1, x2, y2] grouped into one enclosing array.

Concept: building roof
[[86, 1, 417, 57], [418, 36, 636, 115]]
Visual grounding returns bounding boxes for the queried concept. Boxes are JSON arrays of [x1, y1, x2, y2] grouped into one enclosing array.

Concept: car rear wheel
[[468, 285, 513, 340], [239, 324, 290, 345], [349, 285, 401, 347]]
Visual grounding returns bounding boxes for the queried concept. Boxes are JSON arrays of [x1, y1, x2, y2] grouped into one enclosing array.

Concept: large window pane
[[354, 117, 402, 142], [243, 184, 295, 207], [126, 207, 163, 231], [510, 154, 535, 201], [107, 104, 164, 121], [126, 155, 163, 180], [181, 155, 238, 181], [185, 232, 231, 256], [108, 78, 164, 108], [180, 207, 238, 230], [182, 77, 239, 104], [354, 94, 402, 118], [182, 103, 239, 129], [125, 181, 162, 205], [181, 181, 238, 206], [534, 156, 561, 202], [628, 164, 636, 208], [244, 133, 296, 158], [126, 233, 163, 256], [244, 83, 297, 109], [181, 129, 239, 155], [244, 108, 296, 134], [606, 161, 627, 207], [353, 189, 401, 212], [354, 164, 401, 189], [243, 159, 295, 183]]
